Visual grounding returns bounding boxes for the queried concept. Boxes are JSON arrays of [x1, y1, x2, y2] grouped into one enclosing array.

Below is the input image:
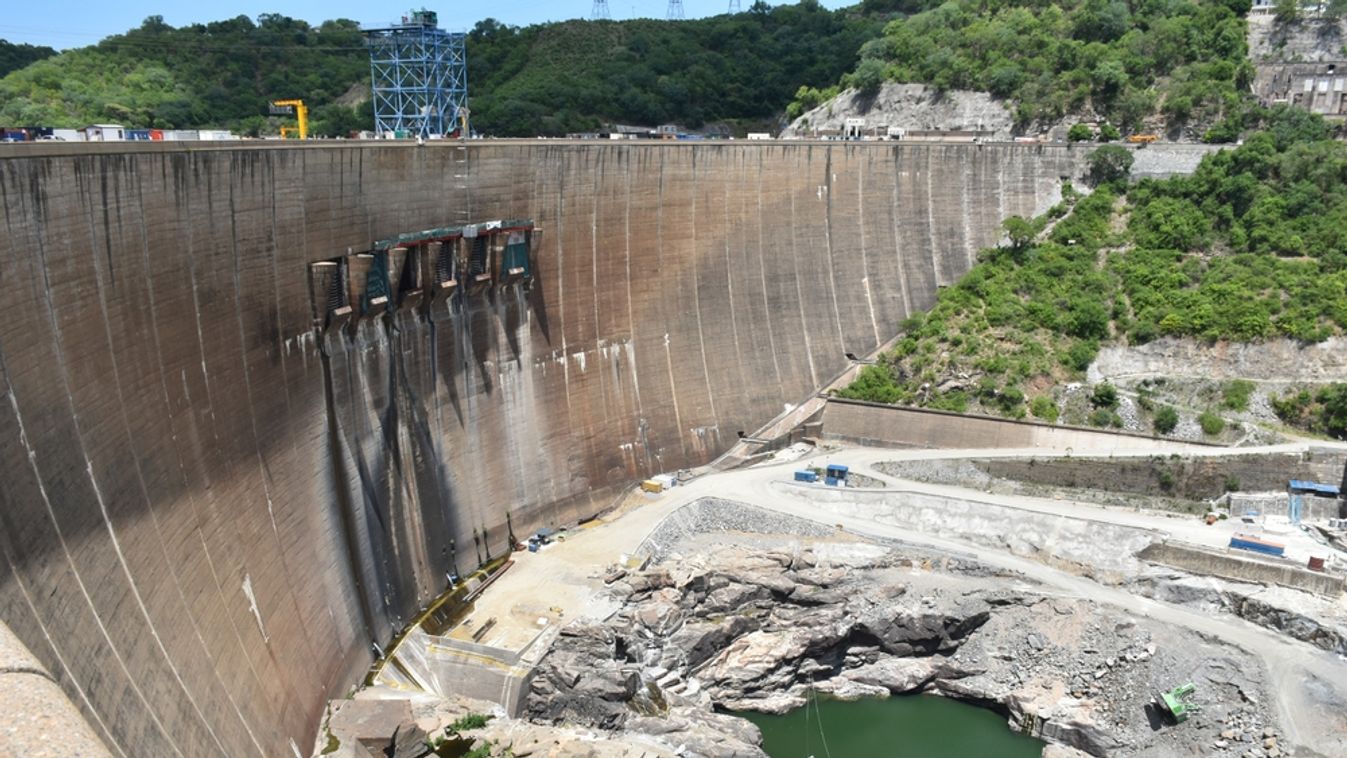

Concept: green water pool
[[741, 694, 1045, 758]]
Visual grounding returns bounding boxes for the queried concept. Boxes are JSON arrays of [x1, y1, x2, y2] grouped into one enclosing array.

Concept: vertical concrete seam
[[93, 158, 269, 756], [722, 149, 749, 405], [656, 148, 687, 459], [226, 165, 328, 696], [857, 149, 880, 348], [821, 147, 846, 356], [76, 163, 234, 755], [891, 147, 913, 319], [788, 160, 818, 391], [752, 149, 784, 394], [689, 147, 719, 428], [0, 510, 125, 756], [0, 284, 184, 757], [174, 155, 286, 744], [925, 147, 942, 286]]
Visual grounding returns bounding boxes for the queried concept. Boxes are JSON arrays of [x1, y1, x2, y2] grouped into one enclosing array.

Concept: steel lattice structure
[[364, 11, 467, 138]]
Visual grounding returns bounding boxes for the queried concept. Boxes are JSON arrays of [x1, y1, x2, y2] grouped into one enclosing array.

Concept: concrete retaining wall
[[0, 140, 1085, 755], [778, 483, 1161, 582], [978, 451, 1346, 502], [1139, 542, 1344, 597], [820, 398, 1212, 452]]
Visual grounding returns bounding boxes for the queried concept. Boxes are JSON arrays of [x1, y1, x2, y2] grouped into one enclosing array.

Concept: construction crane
[[270, 99, 309, 140]]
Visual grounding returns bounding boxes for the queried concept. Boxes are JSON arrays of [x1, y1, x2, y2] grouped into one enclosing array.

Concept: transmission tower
[[363, 10, 467, 138], [592, 0, 611, 19], [667, 0, 685, 20], [728, 0, 742, 12]]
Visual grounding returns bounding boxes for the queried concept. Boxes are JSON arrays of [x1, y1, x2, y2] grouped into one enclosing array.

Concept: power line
[[729, 0, 742, 12], [667, 0, 685, 20], [591, 0, 611, 19]]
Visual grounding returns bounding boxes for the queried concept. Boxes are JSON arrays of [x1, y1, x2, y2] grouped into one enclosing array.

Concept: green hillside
[[467, 3, 880, 135], [839, 109, 1347, 438], [0, 40, 55, 77], [0, 15, 368, 135], [0, 3, 880, 136], [796, 0, 1256, 140]]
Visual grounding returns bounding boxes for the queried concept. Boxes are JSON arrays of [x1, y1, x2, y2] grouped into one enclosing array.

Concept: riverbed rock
[[836, 656, 948, 694], [856, 599, 991, 656]]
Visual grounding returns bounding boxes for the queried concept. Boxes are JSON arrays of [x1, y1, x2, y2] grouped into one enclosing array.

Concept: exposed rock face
[[782, 83, 1017, 139], [522, 541, 1281, 758]]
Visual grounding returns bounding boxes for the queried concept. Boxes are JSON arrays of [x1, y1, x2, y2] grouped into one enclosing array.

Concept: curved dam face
[[0, 140, 1081, 755]]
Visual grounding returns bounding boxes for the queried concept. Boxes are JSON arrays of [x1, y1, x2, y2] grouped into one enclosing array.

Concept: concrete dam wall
[[0, 140, 1082, 755]]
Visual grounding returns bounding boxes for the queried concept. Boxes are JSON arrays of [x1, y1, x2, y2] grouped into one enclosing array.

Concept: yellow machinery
[[271, 99, 308, 140], [1126, 134, 1158, 144]]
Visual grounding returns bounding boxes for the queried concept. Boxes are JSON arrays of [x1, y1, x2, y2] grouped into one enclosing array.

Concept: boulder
[[667, 615, 757, 669], [856, 600, 990, 656], [839, 656, 947, 694], [390, 721, 430, 758]]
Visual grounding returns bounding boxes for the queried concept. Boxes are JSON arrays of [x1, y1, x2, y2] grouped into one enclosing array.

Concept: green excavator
[[1155, 683, 1201, 723]]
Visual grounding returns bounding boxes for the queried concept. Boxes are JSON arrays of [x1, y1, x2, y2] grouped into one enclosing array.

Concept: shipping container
[[794, 470, 818, 483]]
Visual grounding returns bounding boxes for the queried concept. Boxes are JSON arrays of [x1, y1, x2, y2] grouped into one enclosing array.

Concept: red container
[[1308, 556, 1326, 572]]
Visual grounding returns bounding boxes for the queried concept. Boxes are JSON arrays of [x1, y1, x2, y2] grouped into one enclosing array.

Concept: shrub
[[1030, 395, 1059, 422], [1153, 406, 1179, 434], [1158, 469, 1176, 492], [998, 386, 1026, 410], [1088, 408, 1121, 427], [1091, 383, 1119, 409], [1068, 123, 1094, 142], [1062, 340, 1099, 372], [928, 391, 968, 413], [1198, 410, 1225, 436], [1098, 123, 1121, 142], [1221, 379, 1255, 412], [449, 713, 491, 733]]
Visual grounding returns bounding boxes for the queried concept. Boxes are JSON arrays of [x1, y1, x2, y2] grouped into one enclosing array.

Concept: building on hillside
[[1254, 62, 1347, 117]]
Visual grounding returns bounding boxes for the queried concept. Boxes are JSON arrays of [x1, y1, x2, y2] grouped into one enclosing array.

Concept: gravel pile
[[635, 498, 833, 563]]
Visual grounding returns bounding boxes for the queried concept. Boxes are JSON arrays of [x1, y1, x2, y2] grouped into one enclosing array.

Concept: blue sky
[[0, 1, 850, 50]]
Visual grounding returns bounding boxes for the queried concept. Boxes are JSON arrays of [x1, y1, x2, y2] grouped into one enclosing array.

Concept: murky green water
[[742, 695, 1044, 758]]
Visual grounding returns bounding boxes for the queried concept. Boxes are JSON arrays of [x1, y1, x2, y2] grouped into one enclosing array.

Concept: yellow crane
[[270, 99, 309, 140]]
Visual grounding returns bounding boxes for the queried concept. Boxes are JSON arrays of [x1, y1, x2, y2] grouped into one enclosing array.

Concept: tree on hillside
[[0, 40, 55, 77], [1274, 0, 1300, 23], [1003, 216, 1035, 253], [849, 58, 886, 96], [1087, 145, 1134, 187]]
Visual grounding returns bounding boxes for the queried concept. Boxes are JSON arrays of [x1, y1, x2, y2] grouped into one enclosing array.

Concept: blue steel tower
[[363, 9, 467, 138]]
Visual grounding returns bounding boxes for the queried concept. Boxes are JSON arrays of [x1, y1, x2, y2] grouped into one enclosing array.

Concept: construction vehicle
[[1126, 134, 1158, 144], [1154, 683, 1200, 723], [270, 99, 309, 140]]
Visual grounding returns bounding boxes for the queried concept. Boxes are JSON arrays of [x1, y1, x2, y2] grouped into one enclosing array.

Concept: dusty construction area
[[322, 442, 1347, 757]]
